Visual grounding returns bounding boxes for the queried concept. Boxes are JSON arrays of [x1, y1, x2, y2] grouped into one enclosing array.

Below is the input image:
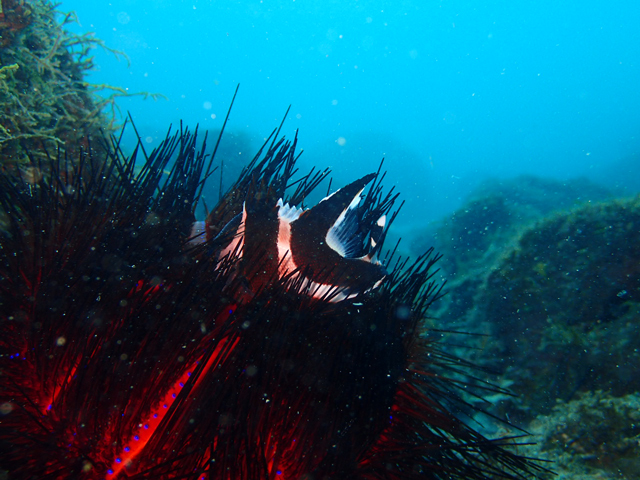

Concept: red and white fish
[[191, 174, 387, 302]]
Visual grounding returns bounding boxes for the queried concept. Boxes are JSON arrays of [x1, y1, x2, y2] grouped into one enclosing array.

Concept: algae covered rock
[[420, 176, 613, 345], [422, 175, 613, 278], [479, 196, 640, 417], [423, 182, 640, 476], [418, 176, 639, 425], [526, 391, 640, 479]]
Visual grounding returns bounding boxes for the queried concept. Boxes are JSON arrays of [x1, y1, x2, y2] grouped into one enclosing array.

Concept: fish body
[[205, 173, 386, 302]]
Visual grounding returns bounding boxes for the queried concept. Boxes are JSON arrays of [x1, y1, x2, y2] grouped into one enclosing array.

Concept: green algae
[[0, 0, 163, 168]]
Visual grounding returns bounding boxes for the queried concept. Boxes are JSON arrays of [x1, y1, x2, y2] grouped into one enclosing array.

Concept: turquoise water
[[62, 0, 640, 230]]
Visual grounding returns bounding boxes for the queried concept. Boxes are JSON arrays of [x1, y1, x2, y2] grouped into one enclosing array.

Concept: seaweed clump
[[0, 0, 158, 168]]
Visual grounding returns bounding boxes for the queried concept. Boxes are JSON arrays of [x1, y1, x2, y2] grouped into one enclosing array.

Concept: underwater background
[[2, 0, 640, 479], [60, 0, 640, 233]]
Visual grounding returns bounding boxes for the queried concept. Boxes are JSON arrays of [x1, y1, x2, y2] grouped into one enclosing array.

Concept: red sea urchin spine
[[0, 113, 542, 479]]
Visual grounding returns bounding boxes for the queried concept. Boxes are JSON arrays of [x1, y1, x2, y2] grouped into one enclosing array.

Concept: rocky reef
[[526, 391, 640, 479], [481, 195, 640, 415], [416, 175, 640, 479]]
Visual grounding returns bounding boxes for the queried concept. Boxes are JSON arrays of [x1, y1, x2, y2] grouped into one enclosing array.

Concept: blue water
[[61, 0, 640, 239]]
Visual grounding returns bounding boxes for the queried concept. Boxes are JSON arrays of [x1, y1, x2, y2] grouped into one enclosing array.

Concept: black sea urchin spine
[[0, 117, 542, 479]]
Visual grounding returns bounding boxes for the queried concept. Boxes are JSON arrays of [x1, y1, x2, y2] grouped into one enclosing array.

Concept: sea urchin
[[0, 109, 540, 479]]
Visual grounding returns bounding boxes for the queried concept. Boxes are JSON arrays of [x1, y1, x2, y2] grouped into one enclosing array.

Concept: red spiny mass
[[0, 122, 540, 479]]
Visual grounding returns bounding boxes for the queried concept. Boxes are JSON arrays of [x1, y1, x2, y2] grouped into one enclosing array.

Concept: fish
[[197, 173, 388, 303]]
